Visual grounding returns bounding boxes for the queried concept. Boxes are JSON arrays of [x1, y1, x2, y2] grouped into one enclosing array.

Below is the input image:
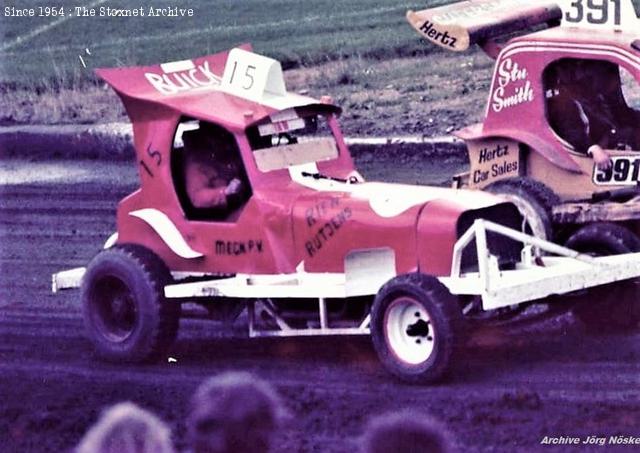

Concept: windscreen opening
[[247, 110, 339, 172]]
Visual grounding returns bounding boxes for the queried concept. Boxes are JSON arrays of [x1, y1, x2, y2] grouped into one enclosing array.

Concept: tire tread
[[82, 244, 180, 363], [371, 273, 462, 384], [486, 177, 559, 240]]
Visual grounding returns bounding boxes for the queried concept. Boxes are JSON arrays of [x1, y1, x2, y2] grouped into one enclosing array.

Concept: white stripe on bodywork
[[103, 232, 118, 249], [503, 46, 640, 70], [129, 209, 203, 259], [288, 164, 496, 217], [351, 183, 497, 217], [504, 41, 640, 65]]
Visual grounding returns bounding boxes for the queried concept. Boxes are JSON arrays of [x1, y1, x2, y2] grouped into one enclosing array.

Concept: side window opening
[[543, 58, 640, 154], [171, 119, 251, 221]]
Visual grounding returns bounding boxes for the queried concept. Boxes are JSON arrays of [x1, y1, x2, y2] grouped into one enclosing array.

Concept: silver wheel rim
[[384, 297, 435, 365]]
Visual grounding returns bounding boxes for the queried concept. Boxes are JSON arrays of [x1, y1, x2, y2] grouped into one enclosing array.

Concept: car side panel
[[291, 193, 421, 274]]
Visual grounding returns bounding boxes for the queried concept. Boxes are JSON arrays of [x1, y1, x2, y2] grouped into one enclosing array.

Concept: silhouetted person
[[76, 402, 174, 453], [361, 410, 454, 453], [182, 126, 244, 212], [545, 59, 640, 170], [187, 372, 286, 453]]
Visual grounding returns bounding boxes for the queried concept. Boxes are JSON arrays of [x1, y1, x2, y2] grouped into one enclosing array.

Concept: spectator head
[[361, 410, 453, 453], [76, 401, 174, 453], [187, 371, 286, 453]]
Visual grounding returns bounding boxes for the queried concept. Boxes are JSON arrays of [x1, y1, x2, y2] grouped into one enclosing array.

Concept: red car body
[[96, 45, 514, 280]]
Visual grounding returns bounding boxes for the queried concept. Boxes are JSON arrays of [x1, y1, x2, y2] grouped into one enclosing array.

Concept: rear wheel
[[81, 244, 180, 362], [371, 274, 462, 384], [565, 223, 640, 331], [486, 177, 559, 241]]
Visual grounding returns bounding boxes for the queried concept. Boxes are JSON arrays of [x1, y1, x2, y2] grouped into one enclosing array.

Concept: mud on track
[[2, 159, 640, 452]]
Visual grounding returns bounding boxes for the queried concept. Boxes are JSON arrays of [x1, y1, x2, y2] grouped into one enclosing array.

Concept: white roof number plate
[[221, 48, 286, 103]]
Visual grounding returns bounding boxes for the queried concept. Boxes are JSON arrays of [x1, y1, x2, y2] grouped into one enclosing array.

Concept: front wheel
[[81, 244, 180, 363], [370, 274, 462, 384]]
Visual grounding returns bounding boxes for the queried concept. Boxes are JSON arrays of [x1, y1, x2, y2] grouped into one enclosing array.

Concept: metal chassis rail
[[52, 220, 640, 337]]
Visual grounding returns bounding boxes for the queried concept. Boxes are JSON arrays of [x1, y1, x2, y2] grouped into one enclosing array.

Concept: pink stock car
[[53, 39, 640, 383], [408, 0, 640, 241], [409, 0, 640, 330]]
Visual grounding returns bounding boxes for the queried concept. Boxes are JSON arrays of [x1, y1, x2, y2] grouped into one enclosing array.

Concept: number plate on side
[[593, 155, 640, 185]]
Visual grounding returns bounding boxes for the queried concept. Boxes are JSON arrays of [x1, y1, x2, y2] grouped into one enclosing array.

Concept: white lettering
[[144, 60, 221, 95], [198, 61, 219, 83], [188, 68, 209, 86], [540, 436, 581, 445], [491, 58, 534, 113], [145, 73, 176, 95], [147, 7, 194, 17], [164, 73, 191, 91], [434, 0, 528, 23], [4, 6, 36, 16]]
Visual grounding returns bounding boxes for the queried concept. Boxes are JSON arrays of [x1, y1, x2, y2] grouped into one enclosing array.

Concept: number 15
[[229, 61, 256, 90]]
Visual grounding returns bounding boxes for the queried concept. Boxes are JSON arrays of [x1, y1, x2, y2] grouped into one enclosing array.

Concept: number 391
[[565, 0, 621, 25], [595, 158, 640, 184]]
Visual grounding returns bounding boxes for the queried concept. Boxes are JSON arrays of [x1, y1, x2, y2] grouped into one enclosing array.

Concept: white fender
[[129, 209, 203, 259]]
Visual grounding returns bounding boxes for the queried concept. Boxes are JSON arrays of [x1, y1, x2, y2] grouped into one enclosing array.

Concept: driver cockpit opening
[[171, 119, 251, 221], [543, 58, 640, 155]]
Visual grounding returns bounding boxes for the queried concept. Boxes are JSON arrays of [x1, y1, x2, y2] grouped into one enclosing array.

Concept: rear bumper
[[51, 267, 85, 293]]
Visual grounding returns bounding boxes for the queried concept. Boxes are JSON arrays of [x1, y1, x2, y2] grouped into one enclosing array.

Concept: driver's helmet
[[183, 124, 240, 179]]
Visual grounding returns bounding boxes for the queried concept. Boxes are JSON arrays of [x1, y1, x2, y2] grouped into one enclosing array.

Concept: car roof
[[512, 25, 639, 52], [96, 45, 340, 132]]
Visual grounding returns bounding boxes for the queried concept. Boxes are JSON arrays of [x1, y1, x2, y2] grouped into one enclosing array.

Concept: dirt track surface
[[2, 159, 640, 452]]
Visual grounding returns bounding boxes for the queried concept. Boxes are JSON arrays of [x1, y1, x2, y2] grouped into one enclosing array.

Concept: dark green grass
[[2, 0, 639, 88], [0, 0, 450, 88]]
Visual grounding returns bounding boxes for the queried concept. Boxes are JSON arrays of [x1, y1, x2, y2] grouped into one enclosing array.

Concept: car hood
[[290, 178, 500, 274]]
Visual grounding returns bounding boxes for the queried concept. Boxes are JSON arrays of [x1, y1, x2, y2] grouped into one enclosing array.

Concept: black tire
[[81, 244, 180, 363], [485, 177, 559, 241], [565, 222, 640, 255], [370, 273, 462, 384], [565, 223, 640, 331]]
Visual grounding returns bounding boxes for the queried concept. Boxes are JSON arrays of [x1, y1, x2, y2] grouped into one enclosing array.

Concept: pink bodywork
[[456, 27, 640, 173], [97, 46, 508, 278]]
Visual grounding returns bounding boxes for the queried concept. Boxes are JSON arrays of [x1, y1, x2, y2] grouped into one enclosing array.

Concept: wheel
[[370, 273, 462, 384], [81, 244, 180, 362], [565, 222, 640, 255], [485, 177, 559, 241], [565, 223, 640, 331]]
